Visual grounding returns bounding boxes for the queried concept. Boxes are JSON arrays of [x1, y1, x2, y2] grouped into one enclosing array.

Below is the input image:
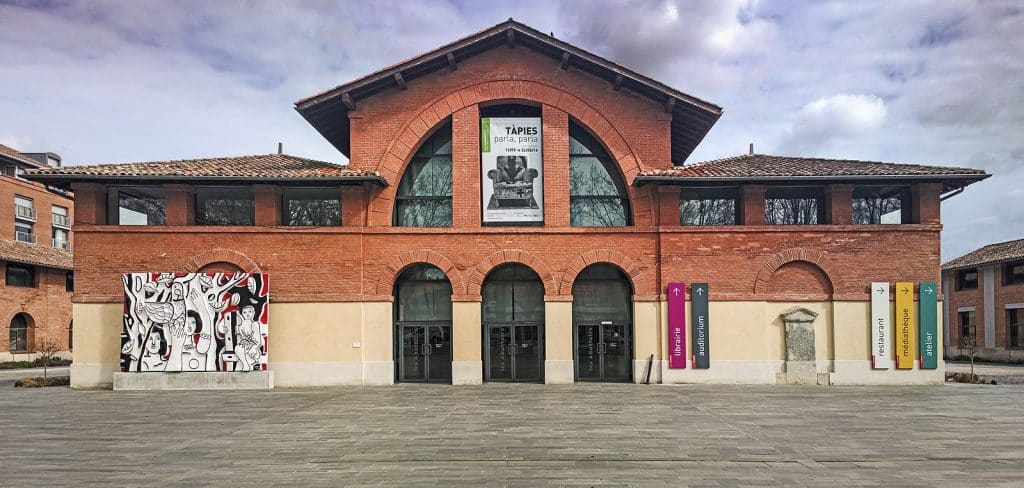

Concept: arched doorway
[[9, 313, 32, 352], [482, 263, 545, 382], [572, 264, 633, 382], [393, 264, 453, 383]]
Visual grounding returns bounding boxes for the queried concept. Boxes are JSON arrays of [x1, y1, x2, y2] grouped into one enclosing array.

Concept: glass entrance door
[[485, 323, 543, 382], [574, 322, 631, 382], [399, 324, 452, 383]]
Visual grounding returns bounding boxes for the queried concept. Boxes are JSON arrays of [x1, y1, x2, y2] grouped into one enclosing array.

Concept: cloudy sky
[[1, 0, 1020, 259]]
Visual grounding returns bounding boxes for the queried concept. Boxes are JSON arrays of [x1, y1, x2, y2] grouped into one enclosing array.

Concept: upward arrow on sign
[[673, 287, 681, 296], [695, 288, 705, 296]]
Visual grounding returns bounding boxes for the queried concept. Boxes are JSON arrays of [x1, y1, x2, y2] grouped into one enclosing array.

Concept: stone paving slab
[[1, 384, 1023, 486]]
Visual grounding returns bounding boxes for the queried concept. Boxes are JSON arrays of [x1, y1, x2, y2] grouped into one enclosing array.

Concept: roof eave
[[23, 173, 389, 188], [633, 173, 990, 190]]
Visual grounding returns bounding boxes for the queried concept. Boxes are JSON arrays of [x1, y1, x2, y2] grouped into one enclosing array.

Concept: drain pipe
[[643, 354, 654, 384]]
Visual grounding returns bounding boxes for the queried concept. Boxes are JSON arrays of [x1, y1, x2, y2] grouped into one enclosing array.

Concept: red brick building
[[1, 144, 73, 360], [28, 20, 988, 388], [942, 239, 1024, 360]]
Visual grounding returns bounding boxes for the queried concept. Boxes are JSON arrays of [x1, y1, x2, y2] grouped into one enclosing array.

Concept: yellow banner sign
[[895, 282, 917, 369]]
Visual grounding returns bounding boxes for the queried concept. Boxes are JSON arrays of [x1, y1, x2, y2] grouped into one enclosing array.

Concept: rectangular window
[[52, 205, 70, 228], [282, 188, 341, 226], [109, 187, 166, 225], [765, 188, 823, 225], [679, 189, 738, 225], [196, 187, 254, 226], [15, 221, 34, 243], [66, 271, 74, 292], [52, 227, 70, 250], [956, 269, 979, 290], [5, 263, 35, 287], [853, 187, 908, 224], [1008, 309, 1023, 349], [1003, 260, 1024, 286], [959, 311, 977, 347], [14, 195, 35, 221]]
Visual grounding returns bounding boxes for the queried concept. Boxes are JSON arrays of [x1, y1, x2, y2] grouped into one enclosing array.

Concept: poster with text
[[481, 117, 543, 224]]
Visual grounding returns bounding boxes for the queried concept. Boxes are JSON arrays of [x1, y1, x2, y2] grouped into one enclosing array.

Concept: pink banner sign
[[668, 282, 687, 369]]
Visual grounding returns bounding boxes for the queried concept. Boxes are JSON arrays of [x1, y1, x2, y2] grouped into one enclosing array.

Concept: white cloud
[[778, 94, 887, 154]]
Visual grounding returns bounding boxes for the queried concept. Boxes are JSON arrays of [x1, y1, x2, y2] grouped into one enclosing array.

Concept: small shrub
[[13, 376, 70, 388]]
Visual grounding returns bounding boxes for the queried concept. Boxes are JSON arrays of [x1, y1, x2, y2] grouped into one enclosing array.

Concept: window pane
[[283, 188, 341, 226], [396, 123, 453, 227], [568, 121, 630, 227], [680, 193, 737, 226], [196, 188, 253, 225], [853, 196, 903, 224], [573, 265, 631, 323], [766, 197, 820, 225], [570, 198, 627, 227], [482, 264, 544, 323], [396, 265, 452, 322], [114, 187, 166, 225], [6, 265, 34, 287]]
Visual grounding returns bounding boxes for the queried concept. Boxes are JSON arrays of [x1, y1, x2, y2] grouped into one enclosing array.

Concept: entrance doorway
[[482, 263, 545, 382], [394, 264, 452, 383], [573, 264, 633, 382]]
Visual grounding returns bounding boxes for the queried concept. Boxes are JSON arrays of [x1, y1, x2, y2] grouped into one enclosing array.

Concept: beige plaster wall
[[545, 301, 572, 361], [270, 303, 363, 363], [452, 301, 481, 361]]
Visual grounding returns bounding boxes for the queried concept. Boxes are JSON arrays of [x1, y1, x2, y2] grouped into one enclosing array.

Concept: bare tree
[[960, 333, 980, 379], [35, 338, 62, 382]]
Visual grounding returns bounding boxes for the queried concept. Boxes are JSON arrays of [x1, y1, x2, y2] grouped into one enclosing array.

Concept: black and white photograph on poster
[[481, 117, 543, 223]]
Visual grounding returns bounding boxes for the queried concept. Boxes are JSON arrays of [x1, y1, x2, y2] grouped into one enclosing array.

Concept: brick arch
[[180, 249, 262, 274], [466, 250, 558, 297], [369, 79, 651, 224], [559, 249, 647, 296], [753, 248, 837, 295], [375, 250, 467, 296]]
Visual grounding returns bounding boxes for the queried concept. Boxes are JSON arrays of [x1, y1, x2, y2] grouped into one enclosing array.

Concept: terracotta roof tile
[[638, 154, 988, 179], [24, 153, 387, 185], [0, 239, 73, 270], [942, 239, 1024, 270]]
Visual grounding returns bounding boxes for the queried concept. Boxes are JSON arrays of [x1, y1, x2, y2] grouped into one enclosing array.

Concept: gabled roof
[[0, 239, 73, 270], [0, 143, 43, 168], [634, 154, 989, 192], [24, 153, 388, 187], [943, 239, 1024, 271], [295, 19, 722, 164]]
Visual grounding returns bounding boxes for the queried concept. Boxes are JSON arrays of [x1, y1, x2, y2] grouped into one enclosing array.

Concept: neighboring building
[[26, 20, 988, 388], [942, 239, 1024, 360], [0, 143, 74, 360]]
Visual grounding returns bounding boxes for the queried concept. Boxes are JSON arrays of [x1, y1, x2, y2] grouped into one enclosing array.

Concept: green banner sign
[[919, 281, 938, 369]]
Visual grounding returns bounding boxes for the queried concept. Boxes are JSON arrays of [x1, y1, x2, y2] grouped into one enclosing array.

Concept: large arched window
[[569, 121, 631, 227], [9, 313, 31, 352], [394, 122, 453, 227]]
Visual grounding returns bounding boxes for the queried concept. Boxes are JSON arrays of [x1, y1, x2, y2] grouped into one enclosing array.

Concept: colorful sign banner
[[480, 117, 544, 224], [919, 281, 938, 369], [870, 282, 891, 369], [667, 282, 687, 369], [895, 281, 917, 369], [690, 283, 710, 369]]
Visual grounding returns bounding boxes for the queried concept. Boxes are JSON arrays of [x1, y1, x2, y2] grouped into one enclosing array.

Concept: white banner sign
[[481, 117, 543, 224], [870, 282, 891, 369]]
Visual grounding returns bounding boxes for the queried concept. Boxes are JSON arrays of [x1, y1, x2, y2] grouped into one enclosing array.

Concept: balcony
[[15, 204, 37, 222], [15, 231, 36, 243], [52, 213, 71, 228], [52, 239, 72, 251]]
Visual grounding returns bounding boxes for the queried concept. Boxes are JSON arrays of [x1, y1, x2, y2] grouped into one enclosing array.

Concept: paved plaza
[[2, 384, 1023, 487]]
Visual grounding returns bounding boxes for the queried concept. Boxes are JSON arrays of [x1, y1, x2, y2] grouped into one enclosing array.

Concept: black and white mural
[[120, 272, 269, 372]]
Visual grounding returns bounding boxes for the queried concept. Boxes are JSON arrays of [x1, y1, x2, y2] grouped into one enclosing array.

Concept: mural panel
[[120, 272, 269, 373]]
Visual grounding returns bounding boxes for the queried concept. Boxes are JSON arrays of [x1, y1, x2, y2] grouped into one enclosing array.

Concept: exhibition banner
[[667, 282, 687, 369], [691, 283, 710, 369], [919, 281, 938, 369], [895, 281, 917, 369], [870, 282, 891, 369], [480, 117, 544, 224]]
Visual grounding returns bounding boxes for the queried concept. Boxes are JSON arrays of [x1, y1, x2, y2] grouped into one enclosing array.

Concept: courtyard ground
[[1, 383, 1022, 486]]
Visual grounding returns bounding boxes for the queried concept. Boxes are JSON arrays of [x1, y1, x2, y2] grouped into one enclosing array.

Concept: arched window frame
[[569, 121, 632, 227], [394, 121, 453, 227], [9, 313, 31, 352]]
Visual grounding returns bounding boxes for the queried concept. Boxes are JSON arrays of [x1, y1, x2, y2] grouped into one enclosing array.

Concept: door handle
[[422, 344, 431, 356], [597, 343, 607, 354]]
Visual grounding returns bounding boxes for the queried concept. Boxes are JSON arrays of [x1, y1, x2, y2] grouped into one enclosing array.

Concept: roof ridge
[[37, 153, 339, 170]]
